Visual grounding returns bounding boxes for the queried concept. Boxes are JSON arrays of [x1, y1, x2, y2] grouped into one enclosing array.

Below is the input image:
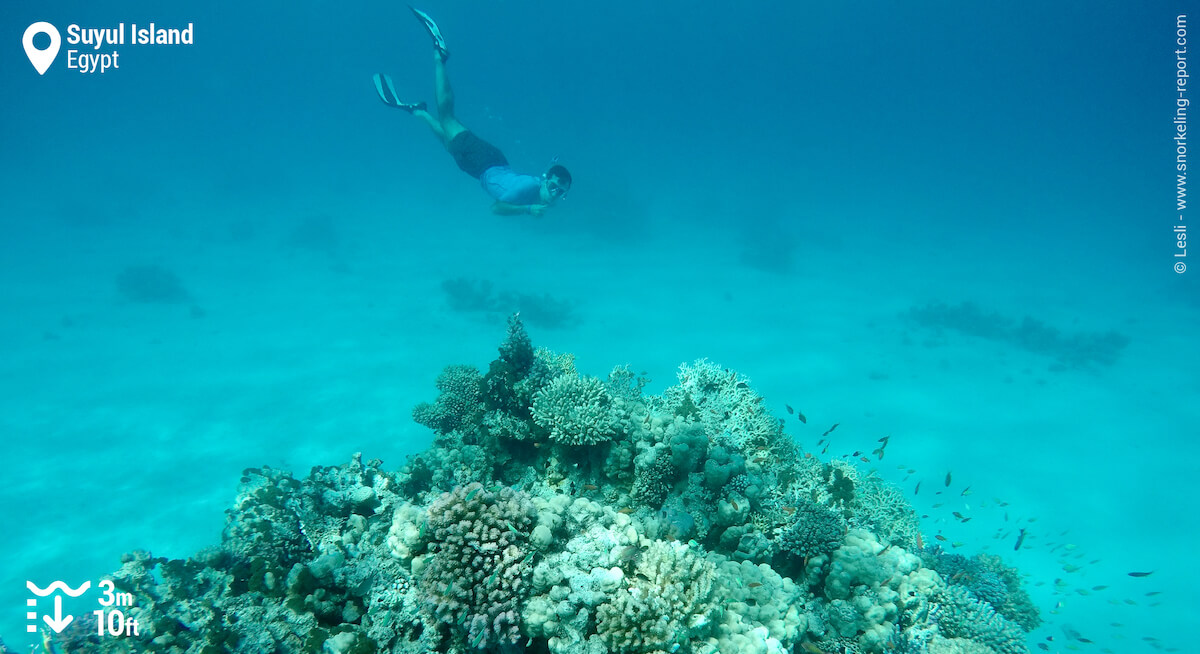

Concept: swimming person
[[374, 7, 572, 217]]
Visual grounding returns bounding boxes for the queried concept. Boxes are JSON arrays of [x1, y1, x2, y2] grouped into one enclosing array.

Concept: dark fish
[[935, 534, 947, 541], [797, 411, 807, 424], [878, 435, 890, 445], [822, 423, 840, 437], [821, 444, 829, 454], [952, 511, 965, 520], [1145, 591, 1162, 596], [1037, 645, 1049, 651], [785, 404, 794, 415], [1128, 571, 1155, 577], [945, 471, 952, 487], [1014, 528, 1027, 552], [852, 451, 862, 457], [914, 481, 921, 496]]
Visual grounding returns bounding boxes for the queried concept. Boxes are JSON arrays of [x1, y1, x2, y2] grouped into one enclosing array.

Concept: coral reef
[[58, 317, 1039, 654]]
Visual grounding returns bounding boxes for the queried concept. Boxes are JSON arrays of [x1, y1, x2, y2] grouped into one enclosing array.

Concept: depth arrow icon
[[43, 596, 73, 633]]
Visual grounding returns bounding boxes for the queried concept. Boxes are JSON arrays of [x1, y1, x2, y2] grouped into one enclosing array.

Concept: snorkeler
[[374, 7, 572, 217]]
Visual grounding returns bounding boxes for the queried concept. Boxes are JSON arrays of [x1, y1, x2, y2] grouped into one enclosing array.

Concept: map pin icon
[[23, 22, 61, 75]]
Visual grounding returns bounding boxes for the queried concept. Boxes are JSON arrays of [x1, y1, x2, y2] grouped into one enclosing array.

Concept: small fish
[[822, 423, 840, 437], [1063, 564, 1082, 573], [852, 451, 862, 457], [932, 503, 944, 508], [951, 541, 964, 548], [1037, 645, 1049, 651], [945, 471, 952, 487], [960, 486, 972, 496], [1145, 591, 1162, 596], [782, 506, 796, 514], [953, 511, 966, 520], [785, 404, 794, 415], [935, 534, 947, 542], [731, 500, 740, 511], [797, 411, 807, 424], [818, 439, 826, 445], [747, 582, 762, 588], [878, 435, 890, 445], [1127, 571, 1155, 577], [618, 508, 634, 514], [465, 486, 481, 501], [821, 444, 829, 454], [1092, 585, 1108, 591], [859, 456, 871, 463], [1014, 527, 1027, 551], [487, 484, 503, 492], [583, 484, 598, 491], [960, 518, 972, 523], [914, 482, 921, 496]]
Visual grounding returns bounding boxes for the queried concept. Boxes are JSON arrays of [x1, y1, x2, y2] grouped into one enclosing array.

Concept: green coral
[[530, 374, 620, 445]]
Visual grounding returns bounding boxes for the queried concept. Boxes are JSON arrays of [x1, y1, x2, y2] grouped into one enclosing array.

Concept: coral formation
[[57, 317, 1040, 654]]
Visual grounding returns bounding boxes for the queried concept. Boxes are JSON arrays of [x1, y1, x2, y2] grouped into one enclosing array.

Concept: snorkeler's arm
[[491, 202, 547, 216]]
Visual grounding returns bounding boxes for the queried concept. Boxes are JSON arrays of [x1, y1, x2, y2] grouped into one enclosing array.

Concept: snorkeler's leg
[[412, 107, 446, 144], [434, 55, 467, 143]]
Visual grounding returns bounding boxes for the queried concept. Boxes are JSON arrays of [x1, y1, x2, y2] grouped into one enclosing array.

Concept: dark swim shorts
[[447, 131, 508, 179]]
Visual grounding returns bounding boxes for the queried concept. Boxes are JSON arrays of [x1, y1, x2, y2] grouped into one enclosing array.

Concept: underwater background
[[1, 0, 1196, 652]]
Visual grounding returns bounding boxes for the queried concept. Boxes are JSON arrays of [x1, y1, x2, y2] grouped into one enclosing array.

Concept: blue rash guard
[[480, 165, 542, 205]]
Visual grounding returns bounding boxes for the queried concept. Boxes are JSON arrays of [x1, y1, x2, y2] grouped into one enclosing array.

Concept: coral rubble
[[58, 316, 1038, 654]]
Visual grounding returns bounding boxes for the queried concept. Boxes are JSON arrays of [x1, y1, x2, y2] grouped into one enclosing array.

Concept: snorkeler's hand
[[529, 204, 548, 217]]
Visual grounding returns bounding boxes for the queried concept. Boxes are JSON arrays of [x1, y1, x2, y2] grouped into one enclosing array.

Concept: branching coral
[[931, 585, 1029, 654], [777, 502, 846, 560], [418, 482, 537, 650], [596, 540, 717, 653], [412, 364, 483, 436], [531, 374, 620, 445]]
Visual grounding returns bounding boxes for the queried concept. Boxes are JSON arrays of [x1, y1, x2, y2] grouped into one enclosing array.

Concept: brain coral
[[531, 374, 620, 445]]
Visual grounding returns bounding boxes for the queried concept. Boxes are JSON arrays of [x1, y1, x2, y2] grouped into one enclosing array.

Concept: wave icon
[[26, 581, 91, 597]]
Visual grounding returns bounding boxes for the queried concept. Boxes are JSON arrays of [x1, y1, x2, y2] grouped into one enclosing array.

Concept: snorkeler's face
[[543, 174, 569, 203]]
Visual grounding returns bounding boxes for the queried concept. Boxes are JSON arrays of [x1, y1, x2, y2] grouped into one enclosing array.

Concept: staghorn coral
[[849, 475, 922, 550], [531, 374, 621, 445], [596, 540, 717, 653], [931, 585, 1029, 654], [418, 482, 537, 650]]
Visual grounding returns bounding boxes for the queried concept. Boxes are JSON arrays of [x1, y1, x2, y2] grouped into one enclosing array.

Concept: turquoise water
[[1, 1, 1195, 652]]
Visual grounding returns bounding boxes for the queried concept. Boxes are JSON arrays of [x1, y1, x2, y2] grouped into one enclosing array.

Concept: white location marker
[[23, 22, 61, 75]]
